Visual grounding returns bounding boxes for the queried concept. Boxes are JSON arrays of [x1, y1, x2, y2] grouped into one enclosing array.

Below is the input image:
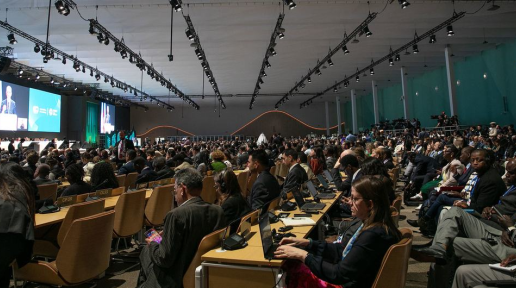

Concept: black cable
[[268, 260, 286, 288], [377, 0, 390, 14], [73, 3, 89, 21], [466, 0, 487, 14], [169, 5, 173, 60]]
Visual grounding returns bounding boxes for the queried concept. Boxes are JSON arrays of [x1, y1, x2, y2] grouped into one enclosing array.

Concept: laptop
[[323, 170, 334, 183], [259, 213, 279, 260], [292, 189, 326, 210], [306, 181, 336, 199], [316, 175, 337, 192]]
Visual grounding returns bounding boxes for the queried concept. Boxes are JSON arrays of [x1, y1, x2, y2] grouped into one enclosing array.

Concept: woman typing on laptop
[[274, 176, 401, 288]]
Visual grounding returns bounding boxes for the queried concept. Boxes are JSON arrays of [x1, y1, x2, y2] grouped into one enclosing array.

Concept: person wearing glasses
[[274, 176, 401, 288]]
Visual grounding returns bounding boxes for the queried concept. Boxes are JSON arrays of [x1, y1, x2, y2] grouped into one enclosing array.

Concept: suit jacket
[[8, 143, 14, 154], [304, 226, 398, 288], [469, 167, 507, 213], [136, 167, 158, 184], [456, 164, 473, 186], [411, 155, 438, 182], [156, 167, 175, 180], [118, 161, 136, 175], [139, 197, 225, 288], [495, 186, 516, 216], [1, 99, 16, 114], [249, 170, 280, 210], [116, 138, 135, 158], [281, 164, 308, 197], [221, 193, 252, 224], [383, 159, 395, 170], [61, 181, 92, 197]]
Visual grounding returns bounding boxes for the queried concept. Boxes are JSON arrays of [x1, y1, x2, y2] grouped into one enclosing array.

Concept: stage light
[[43, 57, 48, 64], [95, 72, 100, 81], [395, 54, 400, 61], [170, 0, 182, 12], [269, 47, 277, 56], [74, 85, 78, 91], [34, 44, 40, 53], [63, 82, 68, 87], [334, 87, 338, 93], [328, 58, 334, 67], [17, 68, 23, 75], [429, 34, 436, 44], [185, 29, 195, 41], [7, 33, 17, 45], [104, 76, 109, 83], [265, 60, 271, 68], [261, 71, 267, 77], [356, 75, 360, 82], [363, 25, 372, 37], [90, 69, 94, 77], [370, 67, 374, 76], [82, 65, 86, 73], [195, 48, 203, 60], [284, 0, 296, 10], [35, 73, 40, 80], [389, 57, 394, 66], [278, 31, 285, 39], [412, 44, 419, 54], [398, 0, 410, 9], [110, 78, 115, 87], [316, 69, 322, 76], [307, 76, 312, 83], [61, 57, 66, 65], [447, 25, 454, 36], [343, 45, 349, 54], [114, 43, 121, 53], [120, 50, 127, 59], [259, 78, 264, 84], [73, 61, 80, 72]]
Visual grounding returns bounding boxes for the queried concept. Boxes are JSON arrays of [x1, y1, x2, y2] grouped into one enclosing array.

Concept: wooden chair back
[[237, 170, 249, 198], [116, 175, 126, 189], [392, 195, 402, 213], [111, 186, 125, 196], [270, 166, 277, 178], [268, 197, 281, 211], [125, 172, 138, 191], [277, 163, 288, 178], [57, 199, 105, 246], [371, 228, 413, 288], [237, 209, 259, 232], [201, 176, 217, 204], [145, 184, 174, 227], [390, 206, 400, 228], [55, 211, 115, 284], [38, 183, 58, 202], [113, 189, 146, 238], [183, 228, 229, 288], [246, 172, 258, 199]]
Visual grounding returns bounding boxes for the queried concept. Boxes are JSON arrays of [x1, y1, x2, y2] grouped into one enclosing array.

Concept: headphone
[[217, 169, 227, 193]]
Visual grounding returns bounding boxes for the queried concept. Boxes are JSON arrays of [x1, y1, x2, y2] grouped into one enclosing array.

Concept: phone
[[278, 212, 290, 218], [278, 226, 293, 232], [145, 228, 162, 244], [293, 213, 311, 217], [493, 206, 504, 217]]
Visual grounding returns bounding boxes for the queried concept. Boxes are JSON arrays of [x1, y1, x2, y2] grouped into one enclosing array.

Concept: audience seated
[[118, 149, 137, 175], [137, 168, 226, 287], [280, 149, 308, 198], [214, 169, 252, 224], [153, 156, 174, 180], [90, 161, 120, 191], [0, 162, 36, 288], [32, 164, 57, 186], [247, 149, 280, 210], [134, 156, 158, 184], [61, 164, 91, 197]]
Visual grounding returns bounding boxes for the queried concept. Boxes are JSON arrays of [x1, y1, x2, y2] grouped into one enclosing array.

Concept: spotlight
[[90, 69, 94, 77], [55, 1, 65, 11], [34, 44, 41, 53], [261, 71, 267, 77], [17, 68, 23, 75], [120, 50, 128, 59], [104, 76, 109, 83], [114, 43, 121, 53], [185, 29, 195, 41], [412, 44, 419, 54], [195, 48, 203, 60], [201, 61, 208, 70], [73, 61, 80, 72], [43, 57, 48, 64], [265, 60, 271, 68], [343, 45, 349, 54], [363, 26, 372, 37], [284, 0, 296, 10], [7, 33, 17, 45], [429, 34, 436, 44], [269, 47, 277, 56], [395, 54, 400, 61], [398, 0, 410, 9], [259, 78, 264, 84], [356, 75, 360, 82], [389, 57, 394, 66], [82, 65, 86, 73], [307, 76, 312, 83], [334, 87, 338, 93], [50, 77, 54, 84], [170, 0, 182, 12], [97, 33, 104, 43], [110, 78, 115, 87], [103, 37, 109, 45], [35, 73, 40, 80], [447, 25, 454, 36], [74, 86, 78, 91], [370, 67, 374, 75], [316, 69, 322, 76], [62, 57, 66, 65], [300, 83, 305, 88], [63, 82, 68, 87], [328, 58, 334, 67], [89, 23, 97, 35]]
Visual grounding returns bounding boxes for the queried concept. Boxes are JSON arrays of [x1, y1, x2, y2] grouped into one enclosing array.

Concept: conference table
[[35, 188, 153, 228], [200, 191, 342, 288]]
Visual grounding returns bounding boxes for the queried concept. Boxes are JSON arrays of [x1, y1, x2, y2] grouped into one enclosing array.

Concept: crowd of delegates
[[2, 120, 516, 287]]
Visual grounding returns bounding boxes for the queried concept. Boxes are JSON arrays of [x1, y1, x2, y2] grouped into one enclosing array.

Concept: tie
[[7, 101, 10, 113]]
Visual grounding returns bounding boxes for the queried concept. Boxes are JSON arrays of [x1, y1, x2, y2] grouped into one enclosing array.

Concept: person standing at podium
[[1, 86, 16, 115]]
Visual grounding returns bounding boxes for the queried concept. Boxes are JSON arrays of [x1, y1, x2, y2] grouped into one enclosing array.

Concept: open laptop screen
[[317, 174, 329, 188], [323, 170, 334, 183], [259, 214, 273, 257], [305, 181, 318, 198]]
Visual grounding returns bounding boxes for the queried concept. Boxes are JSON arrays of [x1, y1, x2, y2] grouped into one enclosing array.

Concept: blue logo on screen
[[28, 89, 61, 132]]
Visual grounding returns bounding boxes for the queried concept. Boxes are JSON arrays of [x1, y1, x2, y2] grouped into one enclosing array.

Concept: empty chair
[[371, 228, 413, 288], [125, 172, 138, 191], [14, 211, 115, 286], [33, 199, 106, 258], [201, 176, 217, 204], [144, 184, 174, 227], [116, 174, 126, 188], [236, 171, 249, 198], [37, 183, 58, 202], [112, 189, 146, 249], [183, 228, 229, 288]]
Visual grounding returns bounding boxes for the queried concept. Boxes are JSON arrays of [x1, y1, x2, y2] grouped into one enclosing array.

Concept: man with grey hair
[[138, 168, 226, 288]]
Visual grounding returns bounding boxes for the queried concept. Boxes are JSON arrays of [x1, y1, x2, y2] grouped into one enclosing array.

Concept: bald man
[[1, 86, 16, 115]]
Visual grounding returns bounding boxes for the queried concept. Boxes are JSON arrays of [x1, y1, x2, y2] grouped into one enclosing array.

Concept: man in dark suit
[[236, 146, 248, 170], [280, 149, 308, 197], [8, 139, 15, 154], [248, 149, 280, 210], [134, 156, 157, 184], [406, 153, 439, 193], [138, 168, 226, 288], [456, 146, 475, 186], [116, 130, 135, 164], [118, 149, 137, 175], [1, 85, 16, 115]]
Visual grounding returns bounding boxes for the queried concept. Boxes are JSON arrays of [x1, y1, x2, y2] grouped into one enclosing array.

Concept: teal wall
[[344, 38, 516, 130]]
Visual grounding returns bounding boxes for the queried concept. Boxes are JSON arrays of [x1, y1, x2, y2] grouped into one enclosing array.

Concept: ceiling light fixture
[[170, 0, 182, 12], [283, 0, 296, 10], [429, 34, 436, 44], [398, 0, 410, 9], [447, 25, 454, 36], [7, 33, 17, 45]]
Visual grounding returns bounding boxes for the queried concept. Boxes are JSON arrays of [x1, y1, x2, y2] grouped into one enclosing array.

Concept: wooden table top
[[202, 192, 341, 267], [35, 189, 153, 228]]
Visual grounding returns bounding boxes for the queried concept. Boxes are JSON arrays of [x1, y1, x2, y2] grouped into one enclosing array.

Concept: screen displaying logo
[[28, 89, 61, 132]]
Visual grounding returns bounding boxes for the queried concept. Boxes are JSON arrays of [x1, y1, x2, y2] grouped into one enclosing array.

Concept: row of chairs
[[16, 183, 176, 287]]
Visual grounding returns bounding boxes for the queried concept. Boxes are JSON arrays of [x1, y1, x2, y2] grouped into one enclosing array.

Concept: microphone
[[90, 179, 109, 192]]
